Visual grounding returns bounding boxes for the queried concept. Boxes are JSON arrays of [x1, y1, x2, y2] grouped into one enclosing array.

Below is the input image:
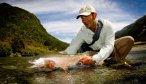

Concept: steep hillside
[[115, 15, 146, 42], [0, 3, 68, 57]]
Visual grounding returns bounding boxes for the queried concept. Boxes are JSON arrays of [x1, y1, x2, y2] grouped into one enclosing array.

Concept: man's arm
[[92, 21, 115, 64], [61, 29, 85, 55]]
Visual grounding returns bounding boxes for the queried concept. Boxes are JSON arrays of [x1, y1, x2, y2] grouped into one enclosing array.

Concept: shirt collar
[[82, 25, 94, 35]]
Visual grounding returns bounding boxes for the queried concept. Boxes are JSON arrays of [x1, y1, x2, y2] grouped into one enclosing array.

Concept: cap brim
[[76, 15, 81, 19], [76, 12, 91, 19]]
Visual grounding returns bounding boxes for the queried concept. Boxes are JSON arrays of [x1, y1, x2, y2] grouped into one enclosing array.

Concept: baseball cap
[[76, 5, 96, 19]]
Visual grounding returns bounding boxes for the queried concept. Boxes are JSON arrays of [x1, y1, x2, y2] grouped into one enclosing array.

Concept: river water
[[0, 46, 146, 84]]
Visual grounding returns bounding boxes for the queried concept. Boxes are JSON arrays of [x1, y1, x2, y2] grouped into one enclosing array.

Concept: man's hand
[[79, 56, 95, 65], [45, 60, 56, 70]]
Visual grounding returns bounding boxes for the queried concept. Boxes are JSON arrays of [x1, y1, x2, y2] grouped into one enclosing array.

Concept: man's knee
[[115, 36, 134, 49], [124, 36, 134, 45], [115, 36, 134, 45]]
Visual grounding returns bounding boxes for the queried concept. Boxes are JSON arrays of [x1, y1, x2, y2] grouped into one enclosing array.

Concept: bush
[[11, 38, 25, 53], [0, 44, 12, 57], [44, 40, 52, 46], [21, 48, 39, 56]]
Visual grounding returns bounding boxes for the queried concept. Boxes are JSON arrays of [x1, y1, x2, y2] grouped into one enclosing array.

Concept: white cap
[[76, 5, 96, 19]]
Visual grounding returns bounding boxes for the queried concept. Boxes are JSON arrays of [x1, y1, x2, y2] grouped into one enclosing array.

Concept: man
[[60, 4, 134, 66]]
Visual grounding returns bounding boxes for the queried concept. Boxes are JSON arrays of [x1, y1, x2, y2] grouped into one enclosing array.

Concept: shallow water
[[0, 51, 146, 84]]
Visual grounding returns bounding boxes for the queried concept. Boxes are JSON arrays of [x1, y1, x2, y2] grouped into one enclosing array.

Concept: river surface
[[0, 45, 146, 84]]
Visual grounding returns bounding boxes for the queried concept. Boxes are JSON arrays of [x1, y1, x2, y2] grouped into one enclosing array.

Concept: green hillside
[[0, 3, 68, 57]]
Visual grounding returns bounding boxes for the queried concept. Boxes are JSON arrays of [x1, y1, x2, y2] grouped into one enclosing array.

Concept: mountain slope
[[0, 3, 68, 57], [115, 15, 146, 42]]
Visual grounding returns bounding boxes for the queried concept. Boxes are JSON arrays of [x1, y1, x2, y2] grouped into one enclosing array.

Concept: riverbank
[[131, 44, 146, 52]]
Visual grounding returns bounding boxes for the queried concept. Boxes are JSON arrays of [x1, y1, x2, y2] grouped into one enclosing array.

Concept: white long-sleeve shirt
[[65, 19, 115, 64]]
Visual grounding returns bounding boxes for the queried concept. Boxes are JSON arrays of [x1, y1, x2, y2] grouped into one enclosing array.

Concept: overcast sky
[[1, 0, 146, 43]]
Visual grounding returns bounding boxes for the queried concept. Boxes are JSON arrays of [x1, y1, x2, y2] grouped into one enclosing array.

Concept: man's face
[[81, 14, 94, 28]]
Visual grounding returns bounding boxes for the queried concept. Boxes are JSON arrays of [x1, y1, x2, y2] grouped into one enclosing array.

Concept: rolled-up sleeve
[[92, 21, 115, 64]]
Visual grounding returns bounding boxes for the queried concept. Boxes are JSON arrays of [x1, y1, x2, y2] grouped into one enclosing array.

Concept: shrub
[[44, 40, 52, 46], [11, 38, 25, 53], [0, 44, 12, 57]]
